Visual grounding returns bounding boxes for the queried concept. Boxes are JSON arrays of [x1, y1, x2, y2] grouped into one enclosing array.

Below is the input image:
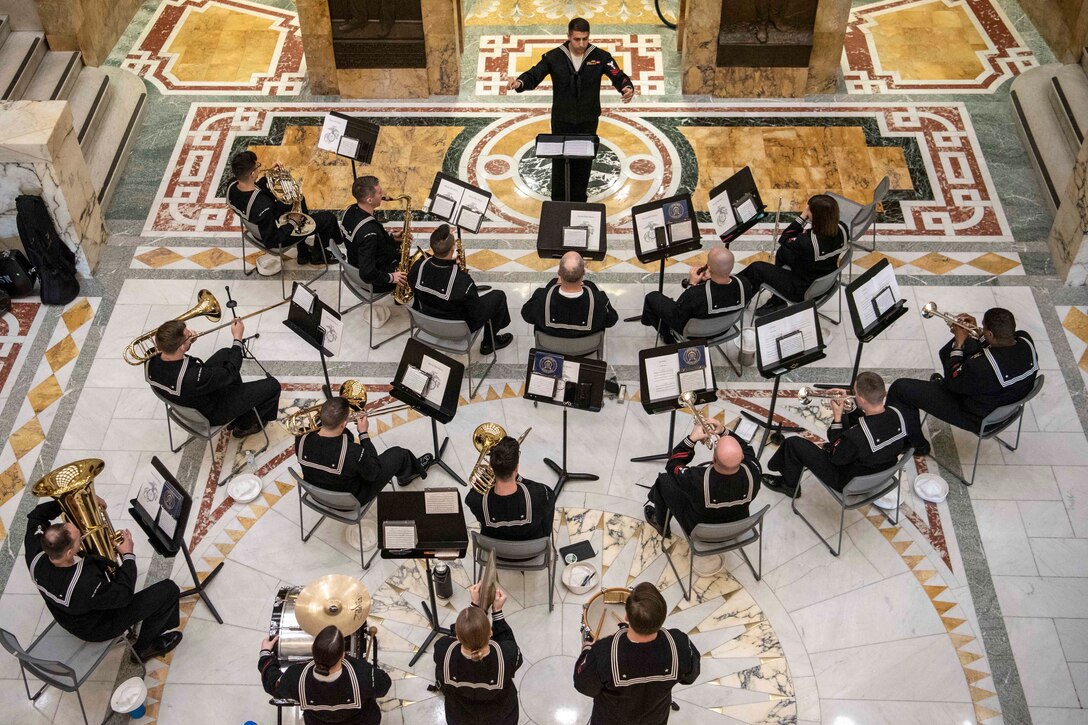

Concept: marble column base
[[1047, 132, 1088, 285]]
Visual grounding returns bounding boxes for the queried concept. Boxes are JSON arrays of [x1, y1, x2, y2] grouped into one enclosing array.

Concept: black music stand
[[535, 133, 599, 203], [743, 300, 828, 456], [129, 457, 223, 624], [845, 258, 908, 385], [522, 348, 607, 497], [282, 283, 341, 399], [632, 341, 719, 464], [624, 193, 703, 322], [709, 166, 772, 245], [424, 171, 495, 289], [377, 490, 469, 665], [389, 338, 466, 486], [318, 111, 380, 181], [537, 201, 608, 262]]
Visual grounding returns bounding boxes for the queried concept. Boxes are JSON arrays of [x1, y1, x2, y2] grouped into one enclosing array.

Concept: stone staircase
[[0, 14, 147, 213], [1011, 49, 1088, 214]]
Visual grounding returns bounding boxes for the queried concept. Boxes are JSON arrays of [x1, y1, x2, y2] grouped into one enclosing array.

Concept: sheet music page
[[668, 220, 693, 243], [563, 226, 588, 248], [852, 263, 901, 332], [431, 195, 456, 220], [424, 489, 460, 515], [419, 355, 450, 406], [536, 141, 564, 156], [709, 188, 736, 237], [319, 308, 344, 356], [457, 207, 483, 231], [337, 136, 359, 158], [318, 114, 348, 153], [678, 369, 705, 393], [528, 373, 557, 398], [461, 189, 490, 215], [564, 139, 596, 157], [645, 353, 681, 402], [555, 360, 580, 402], [736, 197, 758, 222], [634, 207, 666, 256], [292, 283, 315, 313], [569, 210, 602, 251], [777, 330, 805, 361], [401, 365, 431, 396], [384, 522, 417, 550], [756, 307, 819, 368], [436, 178, 465, 208], [735, 417, 759, 442]]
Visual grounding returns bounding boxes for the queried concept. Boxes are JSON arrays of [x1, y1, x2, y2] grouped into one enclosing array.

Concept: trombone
[[281, 380, 414, 436], [798, 386, 856, 413], [921, 302, 984, 340]]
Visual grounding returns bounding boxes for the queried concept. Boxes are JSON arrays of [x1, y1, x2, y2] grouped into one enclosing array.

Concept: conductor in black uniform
[[644, 418, 762, 537], [508, 17, 635, 202], [226, 150, 341, 265], [521, 251, 618, 340], [259, 624, 392, 725], [574, 582, 699, 724], [641, 247, 752, 340], [466, 436, 556, 541], [339, 176, 406, 294], [145, 317, 281, 438], [26, 500, 183, 662], [763, 372, 910, 498], [434, 584, 523, 725], [737, 194, 849, 314], [294, 397, 431, 505], [885, 307, 1039, 457], [410, 224, 514, 354]]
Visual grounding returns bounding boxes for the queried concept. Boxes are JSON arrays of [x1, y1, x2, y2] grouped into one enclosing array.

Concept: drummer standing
[[573, 582, 700, 724]]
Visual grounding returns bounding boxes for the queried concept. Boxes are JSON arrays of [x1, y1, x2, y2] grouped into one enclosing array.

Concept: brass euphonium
[[281, 380, 412, 436], [123, 289, 222, 365], [32, 459, 124, 566], [264, 165, 316, 237], [468, 423, 532, 494]]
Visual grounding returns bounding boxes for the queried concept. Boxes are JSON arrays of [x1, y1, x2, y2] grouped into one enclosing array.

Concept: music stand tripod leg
[[423, 416, 466, 486], [745, 375, 803, 458], [409, 558, 452, 666], [544, 407, 598, 498], [178, 543, 224, 624]]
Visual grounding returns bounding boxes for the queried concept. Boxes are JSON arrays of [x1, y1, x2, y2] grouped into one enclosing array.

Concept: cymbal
[[295, 574, 372, 637]]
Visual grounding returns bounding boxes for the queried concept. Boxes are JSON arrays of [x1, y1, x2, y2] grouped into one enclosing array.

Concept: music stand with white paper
[[634, 342, 718, 464], [283, 283, 342, 398], [318, 112, 380, 179], [710, 167, 770, 245], [844, 258, 909, 384], [424, 172, 493, 234], [534, 133, 600, 203], [537, 201, 607, 261]]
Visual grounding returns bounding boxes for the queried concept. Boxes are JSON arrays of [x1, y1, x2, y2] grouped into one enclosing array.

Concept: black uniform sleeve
[[573, 643, 605, 698], [433, 636, 453, 686], [25, 501, 63, 565], [465, 490, 484, 527], [192, 342, 245, 393], [516, 52, 553, 92], [677, 632, 701, 685], [665, 436, 697, 476], [828, 430, 862, 467], [673, 285, 702, 331], [460, 278, 483, 321], [87, 556, 139, 610], [259, 652, 299, 699], [491, 613, 524, 681], [539, 483, 557, 540], [356, 226, 393, 284], [601, 51, 634, 93], [599, 289, 619, 329], [352, 656, 392, 699], [353, 433, 385, 485], [250, 187, 294, 249], [521, 287, 545, 326]]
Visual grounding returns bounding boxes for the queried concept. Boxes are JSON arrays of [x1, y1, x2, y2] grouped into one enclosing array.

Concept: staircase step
[[1050, 66, 1088, 154], [0, 16, 11, 51], [85, 67, 147, 212], [0, 31, 46, 100], [69, 67, 112, 146], [23, 50, 83, 101], [1011, 65, 1073, 213]]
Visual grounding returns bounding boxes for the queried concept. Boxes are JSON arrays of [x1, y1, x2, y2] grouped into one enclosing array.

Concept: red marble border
[[843, 0, 1037, 93], [0, 302, 42, 399]]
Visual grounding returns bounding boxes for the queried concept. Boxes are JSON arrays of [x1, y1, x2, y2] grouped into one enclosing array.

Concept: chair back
[[841, 448, 915, 502], [150, 388, 216, 438], [804, 249, 852, 303], [980, 374, 1045, 435], [872, 175, 891, 205], [238, 216, 265, 245], [0, 627, 80, 690], [847, 201, 879, 241], [534, 329, 605, 358], [329, 243, 378, 302], [408, 308, 474, 353], [689, 505, 769, 551], [680, 308, 744, 343], [473, 532, 550, 567], [289, 467, 362, 515]]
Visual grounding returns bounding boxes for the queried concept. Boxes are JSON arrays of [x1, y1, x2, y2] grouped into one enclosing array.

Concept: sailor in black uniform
[[145, 317, 281, 438], [521, 251, 617, 340], [641, 246, 752, 340], [339, 175, 405, 294], [434, 584, 523, 725], [886, 307, 1039, 456], [508, 17, 635, 202], [226, 151, 341, 265], [574, 582, 699, 724], [259, 625, 391, 725], [465, 436, 556, 541], [26, 500, 182, 662], [737, 194, 848, 314], [763, 372, 910, 498], [294, 397, 431, 505], [644, 418, 762, 537], [410, 224, 513, 354]]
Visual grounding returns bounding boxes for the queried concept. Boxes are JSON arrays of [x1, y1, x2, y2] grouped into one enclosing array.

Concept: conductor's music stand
[[389, 338, 467, 486], [318, 111, 380, 180], [129, 456, 222, 624], [743, 300, 828, 457], [522, 348, 607, 497], [377, 490, 469, 666], [534, 133, 599, 203], [632, 341, 719, 465], [282, 282, 342, 399], [537, 201, 608, 262]]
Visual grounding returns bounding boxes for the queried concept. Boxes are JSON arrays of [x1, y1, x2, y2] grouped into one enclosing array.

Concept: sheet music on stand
[[755, 301, 827, 376], [538, 201, 607, 260], [638, 341, 718, 414], [523, 349, 606, 411], [709, 167, 770, 244], [423, 172, 493, 233], [390, 338, 464, 424], [534, 134, 599, 158], [317, 112, 380, 164], [631, 193, 702, 264], [847, 258, 908, 340]]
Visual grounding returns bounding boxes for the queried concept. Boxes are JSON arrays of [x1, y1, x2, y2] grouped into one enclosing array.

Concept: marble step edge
[[0, 30, 45, 100], [69, 67, 112, 147], [21, 49, 82, 101], [0, 15, 10, 51], [1011, 64, 1073, 214], [85, 67, 147, 213]]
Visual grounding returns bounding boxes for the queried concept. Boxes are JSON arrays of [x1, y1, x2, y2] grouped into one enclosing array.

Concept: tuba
[[468, 423, 532, 494], [264, 165, 316, 237], [123, 289, 222, 365], [281, 380, 411, 436], [32, 459, 123, 566]]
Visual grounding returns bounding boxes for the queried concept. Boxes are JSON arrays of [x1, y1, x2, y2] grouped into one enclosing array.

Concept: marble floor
[[1, 0, 1087, 724]]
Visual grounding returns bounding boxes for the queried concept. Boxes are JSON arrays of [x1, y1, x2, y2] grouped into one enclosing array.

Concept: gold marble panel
[[135, 248, 185, 269], [338, 68, 432, 99], [680, 125, 912, 212], [28, 375, 64, 414], [165, 6, 282, 83], [0, 462, 26, 508], [62, 298, 95, 332], [868, 3, 988, 81], [46, 336, 79, 372], [248, 125, 464, 211], [465, 0, 661, 25], [1064, 307, 1088, 344], [9, 417, 45, 460]]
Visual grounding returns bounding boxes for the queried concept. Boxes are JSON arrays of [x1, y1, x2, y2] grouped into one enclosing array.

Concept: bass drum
[[580, 587, 631, 643], [269, 586, 368, 666]]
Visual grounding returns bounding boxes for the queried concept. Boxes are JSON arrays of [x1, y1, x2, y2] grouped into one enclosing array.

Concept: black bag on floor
[[15, 194, 80, 305], [0, 248, 37, 297], [0, 288, 10, 315]]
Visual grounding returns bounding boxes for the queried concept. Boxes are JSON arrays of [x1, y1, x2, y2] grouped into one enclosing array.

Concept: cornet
[[678, 391, 720, 449], [921, 302, 983, 339], [798, 386, 856, 413]]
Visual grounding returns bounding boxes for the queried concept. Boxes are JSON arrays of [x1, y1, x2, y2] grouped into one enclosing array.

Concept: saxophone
[[383, 194, 424, 305]]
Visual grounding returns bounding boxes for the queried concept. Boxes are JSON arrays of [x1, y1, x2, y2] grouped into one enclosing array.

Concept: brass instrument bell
[[921, 302, 984, 339], [468, 423, 532, 494], [678, 391, 720, 449], [32, 459, 124, 565], [264, 165, 316, 237], [123, 289, 222, 365]]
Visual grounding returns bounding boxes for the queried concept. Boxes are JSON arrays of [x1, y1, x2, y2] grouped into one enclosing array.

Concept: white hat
[[561, 562, 598, 595], [914, 473, 949, 503]]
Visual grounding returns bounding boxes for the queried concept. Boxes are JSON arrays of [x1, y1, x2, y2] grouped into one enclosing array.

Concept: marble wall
[[295, 0, 461, 98], [35, 0, 142, 67], [1048, 139, 1088, 285], [0, 102, 107, 277], [680, 0, 850, 97], [1020, 0, 1087, 63], [6, 0, 42, 31]]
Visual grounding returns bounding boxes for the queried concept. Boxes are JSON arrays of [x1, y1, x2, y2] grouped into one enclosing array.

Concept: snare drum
[[580, 587, 631, 643], [268, 586, 368, 667]]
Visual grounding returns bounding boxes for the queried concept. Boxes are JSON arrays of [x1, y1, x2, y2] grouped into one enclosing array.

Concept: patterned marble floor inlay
[[843, 0, 1036, 93], [465, 0, 672, 25], [1058, 306, 1088, 389], [476, 34, 666, 96], [122, 0, 306, 95], [147, 101, 1011, 242]]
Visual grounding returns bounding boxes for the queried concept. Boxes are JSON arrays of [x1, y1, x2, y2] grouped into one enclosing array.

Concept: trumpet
[[678, 391, 719, 449], [798, 386, 856, 412], [921, 302, 984, 339], [124, 290, 289, 365], [281, 380, 414, 436], [468, 422, 532, 494], [264, 165, 316, 237]]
